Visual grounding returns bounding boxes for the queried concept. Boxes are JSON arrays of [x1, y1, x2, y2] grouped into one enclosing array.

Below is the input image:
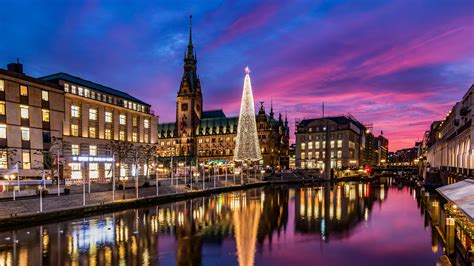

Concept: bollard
[[431, 201, 439, 225], [445, 217, 455, 255]]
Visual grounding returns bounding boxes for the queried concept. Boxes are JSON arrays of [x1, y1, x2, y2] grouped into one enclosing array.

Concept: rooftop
[[39, 72, 149, 106], [436, 179, 474, 221]]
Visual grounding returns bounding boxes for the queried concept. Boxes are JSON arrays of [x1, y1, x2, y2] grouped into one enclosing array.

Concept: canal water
[[0, 179, 443, 265]]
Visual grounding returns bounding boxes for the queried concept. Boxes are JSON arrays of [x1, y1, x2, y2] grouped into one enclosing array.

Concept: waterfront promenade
[[0, 176, 269, 229]]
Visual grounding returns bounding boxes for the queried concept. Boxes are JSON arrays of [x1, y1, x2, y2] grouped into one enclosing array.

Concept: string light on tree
[[234, 66, 262, 162]]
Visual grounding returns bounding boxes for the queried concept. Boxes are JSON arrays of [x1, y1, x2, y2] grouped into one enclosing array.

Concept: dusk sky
[[1, 0, 473, 151]]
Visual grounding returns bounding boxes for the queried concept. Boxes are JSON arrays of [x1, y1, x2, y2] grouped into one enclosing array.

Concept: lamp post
[[201, 163, 205, 190]]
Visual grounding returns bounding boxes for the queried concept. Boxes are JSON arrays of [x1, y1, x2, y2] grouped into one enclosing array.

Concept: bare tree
[[140, 144, 157, 179]]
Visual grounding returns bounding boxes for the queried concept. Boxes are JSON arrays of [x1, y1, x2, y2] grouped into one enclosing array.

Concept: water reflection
[[0, 180, 442, 265]]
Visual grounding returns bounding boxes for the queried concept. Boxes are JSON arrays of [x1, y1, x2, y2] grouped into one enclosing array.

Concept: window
[[144, 133, 149, 143], [71, 144, 79, 155], [89, 127, 96, 138], [70, 163, 81, 179], [119, 131, 125, 141], [71, 124, 79, 136], [71, 105, 80, 118], [78, 87, 83, 96], [132, 116, 138, 127], [123, 100, 128, 108], [104, 163, 113, 179], [337, 150, 342, 158], [119, 114, 126, 125], [105, 129, 111, 140], [133, 103, 137, 110], [43, 131, 51, 143], [71, 85, 76, 94], [22, 151, 30, 169], [0, 79, 4, 91], [42, 109, 50, 122], [64, 84, 69, 92], [330, 140, 335, 149], [0, 125, 6, 138], [315, 141, 320, 149], [105, 111, 112, 123], [323, 141, 326, 148], [144, 119, 149, 129], [181, 103, 188, 111], [308, 142, 313, 150], [89, 145, 97, 156], [20, 105, 29, 119], [132, 132, 137, 142], [308, 152, 313, 160], [20, 85, 28, 96], [91, 91, 95, 99], [89, 163, 98, 179], [21, 127, 30, 141], [337, 140, 343, 148], [316, 151, 320, 159], [301, 143, 305, 150], [84, 89, 90, 98], [0, 150, 7, 169], [41, 90, 49, 101], [89, 109, 97, 120], [0, 101, 5, 115], [301, 152, 305, 160]]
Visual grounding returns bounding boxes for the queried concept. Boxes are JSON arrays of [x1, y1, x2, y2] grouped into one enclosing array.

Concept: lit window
[[71, 85, 76, 94], [21, 127, 30, 141], [128, 102, 132, 109], [144, 133, 149, 143], [316, 151, 320, 159], [70, 163, 81, 179], [84, 89, 90, 98], [105, 129, 111, 140], [89, 163, 98, 179], [104, 163, 113, 179], [0, 125, 6, 138], [71, 105, 80, 118], [337, 140, 343, 148], [41, 90, 49, 101], [144, 119, 149, 129], [42, 109, 50, 122], [301, 152, 305, 160], [133, 103, 137, 110], [132, 116, 138, 127], [22, 151, 30, 169], [337, 150, 342, 158], [64, 83, 69, 92], [71, 124, 79, 136], [323, 141, 326, 148], [0, 101, 5, 115], [89, 127, 96, 138], [123, 100, 128, 107], [308, 142, 313, 150], [132, 132, 137, 142], [330, 140, 335, 149], [0, 79, 4, 91], [89, 109, 97, 120], [71, 144, 79, 155], [89, 145, 97, 156], [78, 87, 83, 96], [315, 142, 320, 149], [91, 91, 95, 99], [20, 85, 28, 96], [20, 105, 29, 119], [105, 111, 112, 123], [119, 114, 126, 125], [119, 131, 125, 141], [301, 143, 305, 150], [108, 96, 112, 103], [0, 150, 7, 169]]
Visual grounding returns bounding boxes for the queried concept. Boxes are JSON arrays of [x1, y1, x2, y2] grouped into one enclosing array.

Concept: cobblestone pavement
[[0, 176, 261, 218]]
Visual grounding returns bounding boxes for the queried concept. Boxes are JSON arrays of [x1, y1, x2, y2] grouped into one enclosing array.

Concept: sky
[[0, 0, 473, 151]]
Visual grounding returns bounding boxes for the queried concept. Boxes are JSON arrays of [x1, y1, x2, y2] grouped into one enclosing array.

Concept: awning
[[436, 179, 474, 221]]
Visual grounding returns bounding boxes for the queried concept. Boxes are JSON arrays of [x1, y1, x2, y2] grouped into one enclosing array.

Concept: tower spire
[[187, 15, 194, 58], [270, 98, 274, 118]]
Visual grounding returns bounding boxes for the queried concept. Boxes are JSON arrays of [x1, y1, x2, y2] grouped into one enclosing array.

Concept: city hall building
[[0, 62, 64, 179], [157, 19, 290, 168], [40, 73, 158, 183]]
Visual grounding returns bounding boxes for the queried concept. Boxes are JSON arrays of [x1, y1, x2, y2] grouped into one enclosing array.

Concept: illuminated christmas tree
[[234, 66, 262, 162]]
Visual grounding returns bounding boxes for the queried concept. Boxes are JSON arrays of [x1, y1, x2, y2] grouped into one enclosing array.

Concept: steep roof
[[202, 109, 226, 119], [0, 68, 62, 91], [39, 72, 149, 106]]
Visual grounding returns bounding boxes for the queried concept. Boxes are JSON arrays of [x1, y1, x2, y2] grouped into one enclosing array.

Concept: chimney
[[7, 58, 24, 74]]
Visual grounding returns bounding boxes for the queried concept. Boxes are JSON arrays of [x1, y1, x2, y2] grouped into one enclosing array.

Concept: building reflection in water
[[0, 180, 408, 266]]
